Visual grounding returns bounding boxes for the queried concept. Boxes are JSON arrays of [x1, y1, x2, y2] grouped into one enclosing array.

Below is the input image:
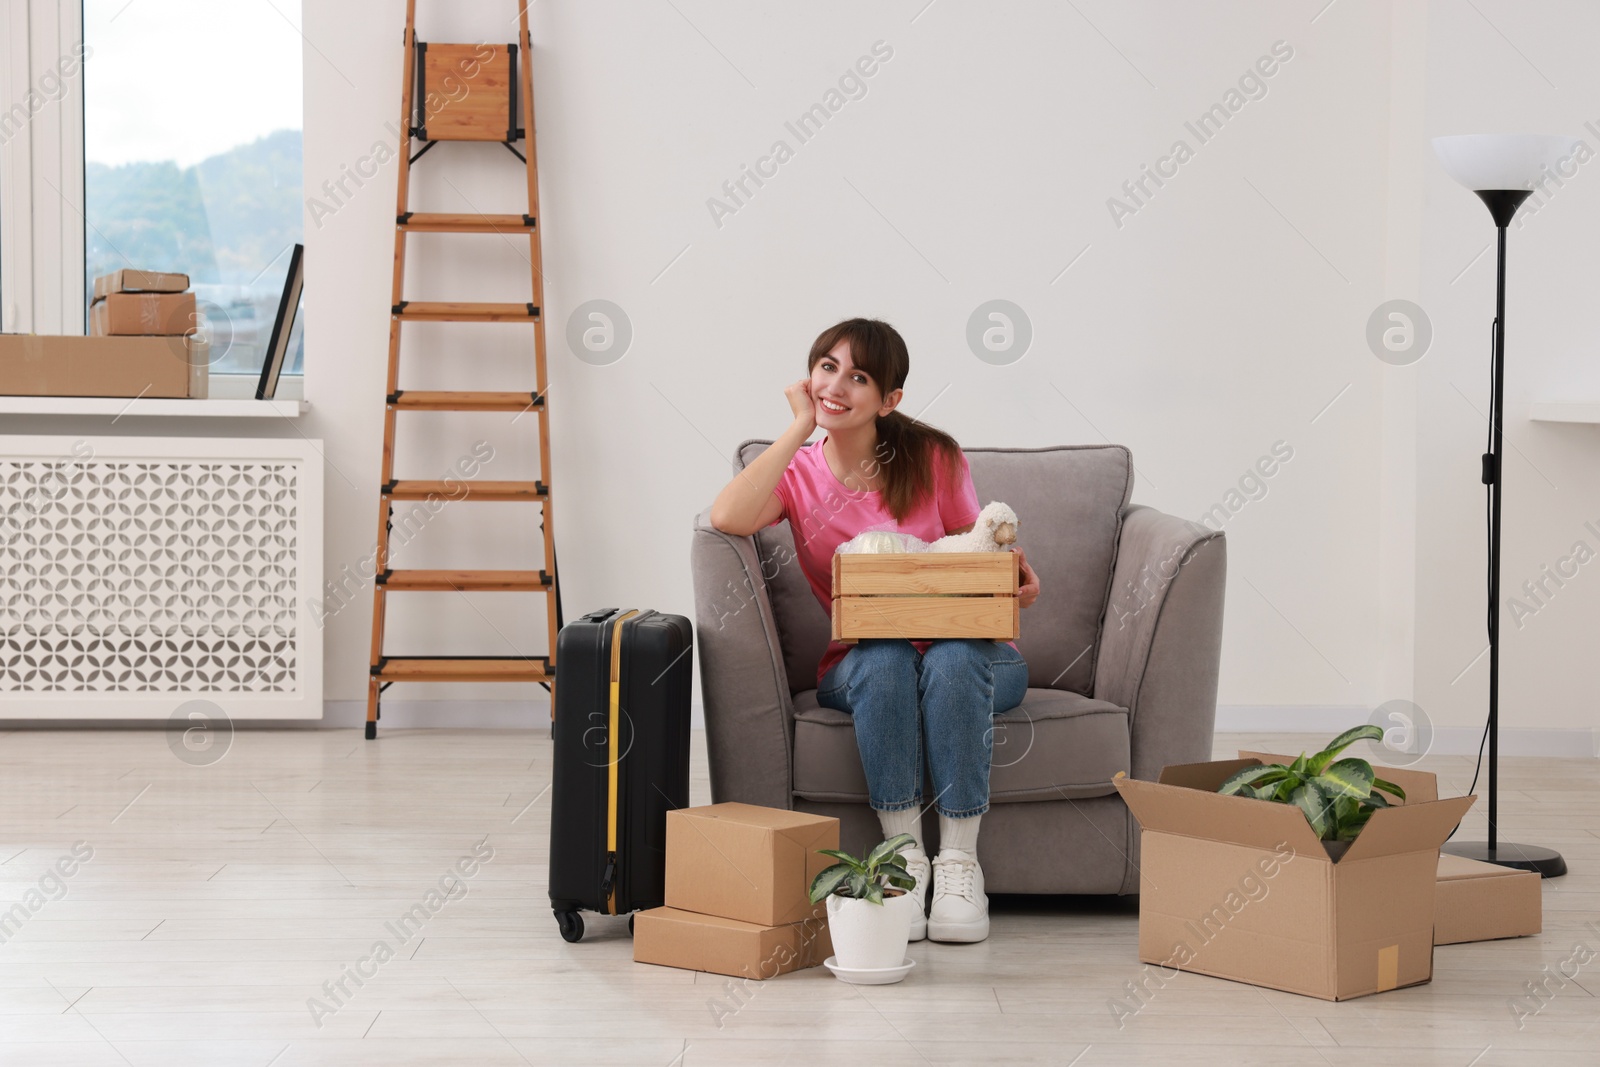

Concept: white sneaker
[[889, 847, 930, 941], [928, 848, 989, 942]]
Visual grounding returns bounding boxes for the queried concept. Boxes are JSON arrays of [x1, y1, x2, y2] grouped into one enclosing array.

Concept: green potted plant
[[1216, 725, 1408, 859], [808, 832, 917, 976]]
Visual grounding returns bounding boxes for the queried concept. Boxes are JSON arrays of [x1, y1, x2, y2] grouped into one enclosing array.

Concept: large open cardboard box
[[1114, 756, 1474, 1000], [1240, 750, 1542, 946]]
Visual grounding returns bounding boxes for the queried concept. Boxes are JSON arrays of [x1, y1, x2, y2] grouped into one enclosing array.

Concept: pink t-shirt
[[765, 435, 1019, 688]]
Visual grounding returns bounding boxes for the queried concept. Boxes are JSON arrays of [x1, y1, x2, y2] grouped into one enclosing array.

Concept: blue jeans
[[816, 638, 1028, 819]]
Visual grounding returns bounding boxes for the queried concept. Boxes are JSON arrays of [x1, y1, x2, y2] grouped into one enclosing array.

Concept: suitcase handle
[[575, 608, 655, 625]]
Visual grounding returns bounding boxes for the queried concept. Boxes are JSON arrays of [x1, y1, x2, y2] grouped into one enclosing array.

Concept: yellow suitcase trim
[[606, 610, 639, 914]]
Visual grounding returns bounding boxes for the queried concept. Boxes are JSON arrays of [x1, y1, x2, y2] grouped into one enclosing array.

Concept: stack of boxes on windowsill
[[89, 269, 195, 338], [633, 802, 838, 981], [0, 268, 207, 399]]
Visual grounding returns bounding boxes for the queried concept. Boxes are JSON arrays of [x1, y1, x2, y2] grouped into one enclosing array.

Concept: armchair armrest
[[690, 507, 797, 809], [1093, 505, 1226, 783]]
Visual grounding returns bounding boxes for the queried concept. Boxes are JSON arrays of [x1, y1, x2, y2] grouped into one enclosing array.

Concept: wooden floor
[[0, 725, 1595, 1066]]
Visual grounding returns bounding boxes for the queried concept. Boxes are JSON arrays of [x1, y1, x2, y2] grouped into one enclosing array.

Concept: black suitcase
[[548, 608, 692, 942]]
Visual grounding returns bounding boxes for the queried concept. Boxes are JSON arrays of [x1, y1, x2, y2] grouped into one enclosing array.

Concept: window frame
[[0, 0, 86, 335], [1, 0, 303, 391]]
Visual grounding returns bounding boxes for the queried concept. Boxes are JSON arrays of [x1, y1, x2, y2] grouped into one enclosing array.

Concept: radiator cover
[[0, 436, 323, 718]]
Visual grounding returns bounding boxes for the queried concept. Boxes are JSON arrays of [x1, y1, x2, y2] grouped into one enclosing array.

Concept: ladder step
[[389, 390, 545, 412], [387, 479, 548, 501], [393, 301, 539, 322], [379, 569, 550, 591], [373, 657, 550, 683], [399, 212, 535, 233]]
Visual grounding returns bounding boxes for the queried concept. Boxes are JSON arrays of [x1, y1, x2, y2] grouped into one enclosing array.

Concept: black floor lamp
[[1432, 133, 1579, 878]]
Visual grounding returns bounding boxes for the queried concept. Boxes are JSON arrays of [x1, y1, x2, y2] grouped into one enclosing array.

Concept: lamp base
[[1441, 840, 1567, 878]]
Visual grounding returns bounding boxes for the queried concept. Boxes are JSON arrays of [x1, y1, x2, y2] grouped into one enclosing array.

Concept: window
[[82, 0, 304, 379]]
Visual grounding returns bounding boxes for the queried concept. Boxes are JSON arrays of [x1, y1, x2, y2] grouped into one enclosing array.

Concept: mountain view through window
[[83, 1, 305, 377]]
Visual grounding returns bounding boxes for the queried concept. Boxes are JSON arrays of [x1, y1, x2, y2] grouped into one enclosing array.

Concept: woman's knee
[[918, 638, 991, 689], [846, 638, 919, 677], [823, 639, 917, 703], [921, 641, 1028, 702], [992, 659, 1029, 713], [921, 638, 989, 669]]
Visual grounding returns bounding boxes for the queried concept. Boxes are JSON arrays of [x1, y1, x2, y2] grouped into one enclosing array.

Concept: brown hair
[[807, 318, 963, 525]]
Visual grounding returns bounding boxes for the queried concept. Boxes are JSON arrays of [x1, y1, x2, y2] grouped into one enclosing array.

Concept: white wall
[[1414, 2, 1600, 743], [13, 1, 1593, 748]]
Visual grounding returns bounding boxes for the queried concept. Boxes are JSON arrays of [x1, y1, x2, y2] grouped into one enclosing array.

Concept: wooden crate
[[831, 552, 1018, 643]]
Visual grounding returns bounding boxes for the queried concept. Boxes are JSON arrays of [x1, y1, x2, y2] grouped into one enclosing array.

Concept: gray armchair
[[690, 441, 1226, 895]]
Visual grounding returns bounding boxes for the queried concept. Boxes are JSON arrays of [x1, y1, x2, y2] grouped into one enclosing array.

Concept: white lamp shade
[[1432, 133, 1583, 191]]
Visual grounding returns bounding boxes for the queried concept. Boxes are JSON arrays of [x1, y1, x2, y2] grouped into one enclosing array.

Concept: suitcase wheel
[[555, 909, 584, 943]]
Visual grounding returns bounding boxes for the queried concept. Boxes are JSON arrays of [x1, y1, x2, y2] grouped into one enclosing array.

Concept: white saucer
[[823, 955, 916, 985]]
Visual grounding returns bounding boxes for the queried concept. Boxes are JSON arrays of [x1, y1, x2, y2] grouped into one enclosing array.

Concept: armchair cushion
[[789, 686, 1131, 805], [735, 440, 1133, 697]]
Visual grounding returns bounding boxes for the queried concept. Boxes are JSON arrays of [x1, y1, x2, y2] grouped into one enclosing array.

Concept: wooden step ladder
[[367, 0, 561, 739]]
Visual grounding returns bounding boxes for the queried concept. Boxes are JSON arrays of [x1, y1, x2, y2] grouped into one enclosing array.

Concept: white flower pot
[[826, 890, 912, 971]]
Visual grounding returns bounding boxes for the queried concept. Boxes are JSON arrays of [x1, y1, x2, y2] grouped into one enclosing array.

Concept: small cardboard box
[[0, 334, 207, 398], [832, 551, 1018, 643], [1113, 757, 1475, 1001], [633, 905, 832, 980], [89, 291, 197, 337], [1435, 853, 1542, 945], [92, 269, 190, 300], [664, 802, 838, 927]]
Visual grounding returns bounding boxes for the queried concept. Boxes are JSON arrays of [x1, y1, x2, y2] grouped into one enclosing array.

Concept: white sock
[[876, 807, 925, 854], [938, 812, 981, 855]]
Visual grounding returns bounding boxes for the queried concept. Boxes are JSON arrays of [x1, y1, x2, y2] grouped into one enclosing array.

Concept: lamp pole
[[1488, 212, 1508, 858], [1432, 135, 1579, 878], [1439, 188, 1566, 877]]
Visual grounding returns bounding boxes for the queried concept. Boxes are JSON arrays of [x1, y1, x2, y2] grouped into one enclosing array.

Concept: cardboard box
[[1435, 853, 1542, 945], [0, 334, 208, 398], [664, 803, 838, 927], [92, 269, 190, 300], [89, 292, 197, 336], [832, 552, 1019, 643], [1113, 758, 1475, 1001], [633, 905, 832, 980]]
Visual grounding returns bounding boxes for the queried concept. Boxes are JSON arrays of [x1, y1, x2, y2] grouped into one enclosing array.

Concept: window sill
[[0, 373, 308, 417], [1530, 402, 1600, 424]]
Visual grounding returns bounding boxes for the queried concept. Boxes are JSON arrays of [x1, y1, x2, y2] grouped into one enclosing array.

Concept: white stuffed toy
[[836, 501, 1019, 555]]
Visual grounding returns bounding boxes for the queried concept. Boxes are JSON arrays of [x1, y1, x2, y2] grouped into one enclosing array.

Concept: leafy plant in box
[[1215, 725, 1408, 841]]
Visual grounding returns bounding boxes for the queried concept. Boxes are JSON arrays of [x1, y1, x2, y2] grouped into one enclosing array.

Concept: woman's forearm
[[710, 420, 812, 534]]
